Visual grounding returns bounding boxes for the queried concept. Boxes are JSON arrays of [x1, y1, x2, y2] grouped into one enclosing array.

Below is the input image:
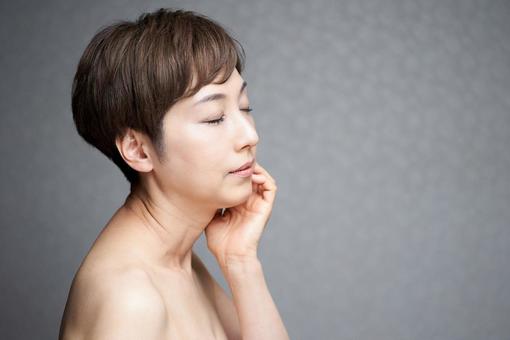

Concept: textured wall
[[1, 0, 509, 339]]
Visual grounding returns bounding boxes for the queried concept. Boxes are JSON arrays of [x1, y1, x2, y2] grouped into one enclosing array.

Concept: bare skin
[[59, 204, 238, 339], [59, 68, 289, 339]]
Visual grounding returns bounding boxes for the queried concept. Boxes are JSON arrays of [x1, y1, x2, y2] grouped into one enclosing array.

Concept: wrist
[[220, 255, 262, 278], [214, 250, 259, 269]]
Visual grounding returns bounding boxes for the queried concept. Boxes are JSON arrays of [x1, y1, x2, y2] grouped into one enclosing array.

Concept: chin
[[220, 181, 253, 208]]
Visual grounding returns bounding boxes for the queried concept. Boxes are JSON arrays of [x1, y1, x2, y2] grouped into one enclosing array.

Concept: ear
[[115, 128, 154, 173]]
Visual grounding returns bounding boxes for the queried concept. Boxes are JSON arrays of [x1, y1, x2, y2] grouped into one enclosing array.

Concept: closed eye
[[205, 107, 253, 125], [205, 116, 225, 125]]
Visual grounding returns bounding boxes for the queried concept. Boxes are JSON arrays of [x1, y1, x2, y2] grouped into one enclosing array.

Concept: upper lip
[[230, 159, 255, 172]]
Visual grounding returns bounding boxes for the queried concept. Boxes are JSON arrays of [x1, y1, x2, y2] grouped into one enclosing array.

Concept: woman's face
[[151, 68, 259, 208]]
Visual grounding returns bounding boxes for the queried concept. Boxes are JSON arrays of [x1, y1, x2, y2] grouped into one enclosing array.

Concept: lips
[[229, 159, 254, 173]]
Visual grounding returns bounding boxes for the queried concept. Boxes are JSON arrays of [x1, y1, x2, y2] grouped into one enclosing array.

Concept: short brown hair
[[71, 8, 245, 186]]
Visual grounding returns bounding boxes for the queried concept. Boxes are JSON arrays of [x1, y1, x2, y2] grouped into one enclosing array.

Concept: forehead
[[193, 68, 245, 98], [165, 69, 247, 117], [192, 80, 247, 107]]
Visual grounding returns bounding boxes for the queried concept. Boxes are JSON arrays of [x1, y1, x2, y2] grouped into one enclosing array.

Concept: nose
[[233, 109, 259, 151]]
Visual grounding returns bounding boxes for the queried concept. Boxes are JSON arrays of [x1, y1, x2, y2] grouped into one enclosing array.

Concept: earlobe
[[115, 129, 154, 173]]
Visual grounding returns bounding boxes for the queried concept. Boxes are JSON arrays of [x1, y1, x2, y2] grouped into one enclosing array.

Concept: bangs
[[137, 11, 246, 106], [179, 16, 246, 99]]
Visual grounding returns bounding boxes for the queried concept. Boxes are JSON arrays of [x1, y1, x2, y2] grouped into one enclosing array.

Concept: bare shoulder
[[60, 265, 167, 340]]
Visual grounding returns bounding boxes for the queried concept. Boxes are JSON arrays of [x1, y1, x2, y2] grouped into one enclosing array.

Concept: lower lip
[[229, 167, 254, 177]]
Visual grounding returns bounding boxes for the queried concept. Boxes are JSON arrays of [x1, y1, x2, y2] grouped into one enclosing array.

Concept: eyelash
[[205, 107, 253, 125]]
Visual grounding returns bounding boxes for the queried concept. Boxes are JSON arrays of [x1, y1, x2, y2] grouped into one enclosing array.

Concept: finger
[[253, 162, 276, 184], [252, 178, 262, 194], [262, 182, 276, 203], [258, 174, 277, 203], [251, 173, 266, 184]]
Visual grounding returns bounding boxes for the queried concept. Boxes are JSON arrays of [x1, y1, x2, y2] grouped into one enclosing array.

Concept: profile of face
[[149, 68, 259, 209]]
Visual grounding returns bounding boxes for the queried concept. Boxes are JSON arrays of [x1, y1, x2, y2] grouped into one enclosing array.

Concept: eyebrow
[[193, 81, 248, 107]]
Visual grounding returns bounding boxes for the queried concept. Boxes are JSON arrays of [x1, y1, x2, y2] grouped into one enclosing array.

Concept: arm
[[204, 162, 289, 339], [192, 252, 242, 340], [221, 257, 290, 340], [72, 269, 167, 340]]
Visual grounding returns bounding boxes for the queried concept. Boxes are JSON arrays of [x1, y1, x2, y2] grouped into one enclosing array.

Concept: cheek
[[175, 130, 228, 172], [161, 143, 226, 189], [175, 145, 225, 175], [163, 122, 231, 183]]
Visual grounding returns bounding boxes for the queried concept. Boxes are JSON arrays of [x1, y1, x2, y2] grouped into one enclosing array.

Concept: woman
[[59, 8, 290, 340]]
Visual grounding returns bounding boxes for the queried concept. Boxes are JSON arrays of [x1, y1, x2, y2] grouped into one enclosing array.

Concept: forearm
[[221, 257, 290, 340]]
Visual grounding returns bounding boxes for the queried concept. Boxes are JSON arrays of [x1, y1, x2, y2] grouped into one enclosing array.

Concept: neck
[[121, 180, 219, 274]]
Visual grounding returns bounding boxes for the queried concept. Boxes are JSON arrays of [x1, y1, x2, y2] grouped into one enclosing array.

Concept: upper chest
[[146, 268, 229, 340]]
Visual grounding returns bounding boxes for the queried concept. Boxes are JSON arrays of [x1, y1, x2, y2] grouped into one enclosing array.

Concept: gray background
[[1, 0, 509, 339]]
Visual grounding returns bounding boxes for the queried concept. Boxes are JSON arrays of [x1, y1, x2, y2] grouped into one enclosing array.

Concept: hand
[[204, 161, 277, 268]]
